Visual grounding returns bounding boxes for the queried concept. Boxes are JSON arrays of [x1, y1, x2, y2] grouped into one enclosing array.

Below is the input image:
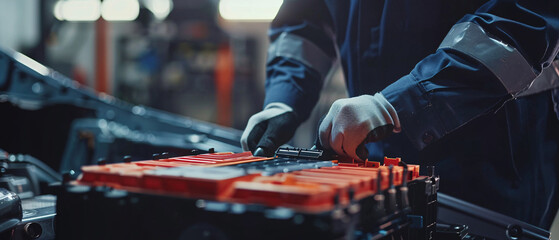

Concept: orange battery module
[[57, 148, 436, 240], [76, 151, 420, 212]]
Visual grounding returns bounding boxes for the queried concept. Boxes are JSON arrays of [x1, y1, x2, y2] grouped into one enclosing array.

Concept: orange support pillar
[[95, 18, 110, 94], [214, 43, 235, 126]]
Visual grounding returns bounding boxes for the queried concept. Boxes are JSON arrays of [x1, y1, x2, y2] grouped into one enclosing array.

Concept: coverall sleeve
[[381, 0, 559, 150], [264, 0, 337, 121]]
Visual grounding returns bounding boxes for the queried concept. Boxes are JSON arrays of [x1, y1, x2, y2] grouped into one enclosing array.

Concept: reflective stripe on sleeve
[[439, 22, 538, 95], [517, 60, 559, 97], [268, 32, 335, 79]]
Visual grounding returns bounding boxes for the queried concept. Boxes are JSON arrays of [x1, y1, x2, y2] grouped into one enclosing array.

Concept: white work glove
[[241, 103, 300, 156], [318, 93, 401, 160]]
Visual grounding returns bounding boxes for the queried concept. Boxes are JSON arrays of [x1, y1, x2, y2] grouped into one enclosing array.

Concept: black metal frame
[[0, 49, 242, 172], [437, 193, 550, 240]]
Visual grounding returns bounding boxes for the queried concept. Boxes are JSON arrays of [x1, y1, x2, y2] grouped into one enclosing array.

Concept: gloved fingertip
[[254, 147, 276, 157], [253, 147, 266, 157], [356, 145, 369, 161]]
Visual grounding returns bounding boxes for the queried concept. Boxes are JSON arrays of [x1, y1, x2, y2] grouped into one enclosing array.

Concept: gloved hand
[[241, 103, 300, 156], [318, 93, 401, 160]]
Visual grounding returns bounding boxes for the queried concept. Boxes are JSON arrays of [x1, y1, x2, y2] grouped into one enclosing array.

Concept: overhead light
[[53, 0, 140, 22], [53, 0, 101, 22], [101, 0, 140, 21], [219, 0, 283, 21], [143, 0, 173, 20]]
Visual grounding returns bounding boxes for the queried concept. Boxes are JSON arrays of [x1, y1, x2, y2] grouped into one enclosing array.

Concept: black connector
[[372, 170, 386, 220], [399, 162, 410, 210], [274, 147, 327, 160], [386, 165, 398, 214]]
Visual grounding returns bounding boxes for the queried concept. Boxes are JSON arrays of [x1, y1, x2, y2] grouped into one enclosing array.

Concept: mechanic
[[241, 0, 559, 228]]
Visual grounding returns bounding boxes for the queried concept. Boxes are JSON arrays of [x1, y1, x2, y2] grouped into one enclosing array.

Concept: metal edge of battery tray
[[437, 193, 550, 240]]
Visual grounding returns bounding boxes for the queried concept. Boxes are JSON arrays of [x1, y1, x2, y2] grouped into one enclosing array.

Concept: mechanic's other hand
[[318, 93, 401, 160], [241, 103, 299, 156]]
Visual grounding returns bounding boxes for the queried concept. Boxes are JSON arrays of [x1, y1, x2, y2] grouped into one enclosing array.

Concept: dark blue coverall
[[264, 0, 559, 228]]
